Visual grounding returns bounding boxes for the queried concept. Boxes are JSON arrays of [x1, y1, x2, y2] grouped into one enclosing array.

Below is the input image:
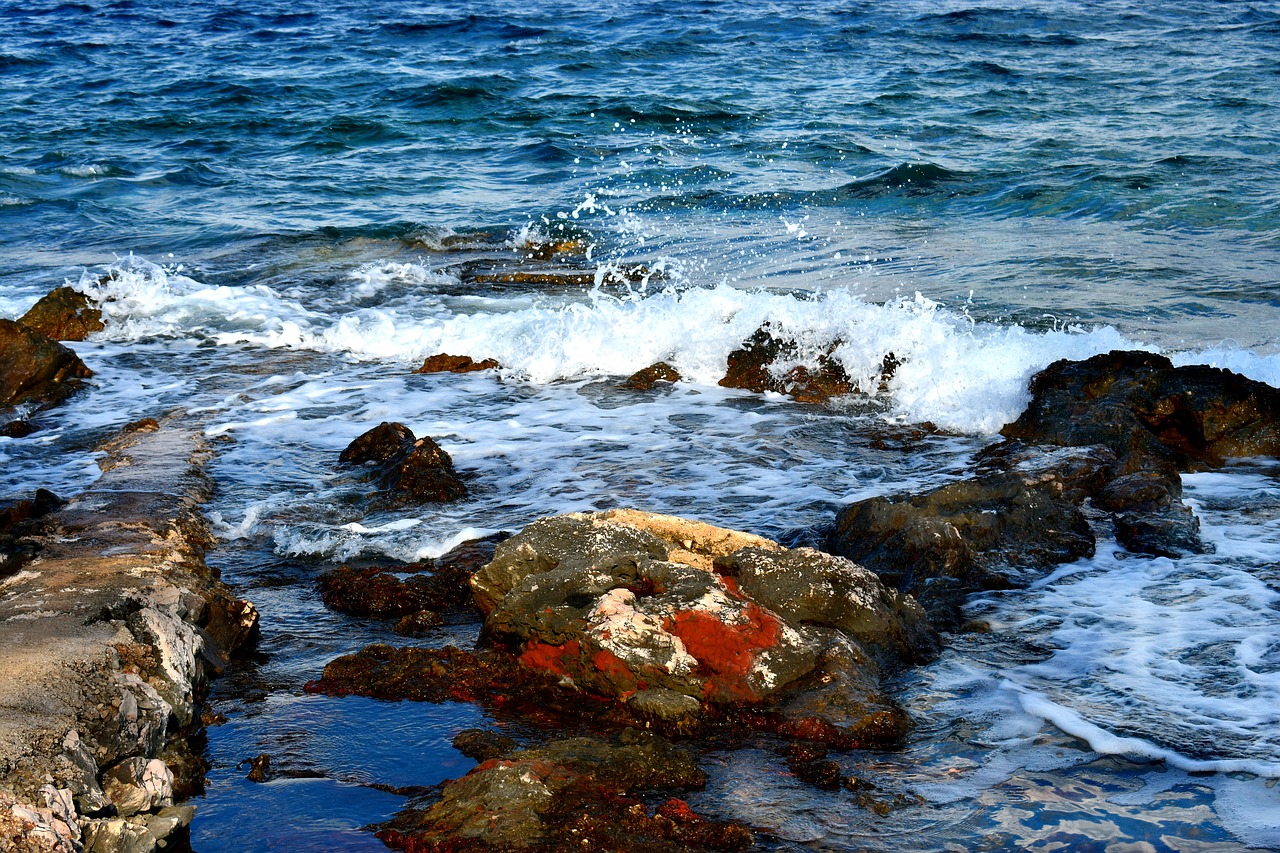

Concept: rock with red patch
[[475, 511, 934, 719]]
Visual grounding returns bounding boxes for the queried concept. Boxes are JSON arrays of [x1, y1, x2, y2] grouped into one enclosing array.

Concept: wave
[[68, 254, 1238, 436]]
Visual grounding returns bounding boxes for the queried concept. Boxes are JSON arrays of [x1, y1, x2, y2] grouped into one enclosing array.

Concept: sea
[[2, 0, 1279, 850]]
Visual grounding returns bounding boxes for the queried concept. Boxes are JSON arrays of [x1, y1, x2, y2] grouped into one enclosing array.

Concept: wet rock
[[377, 735, 751, 853], [416, 353, 500, 374], [243, 754, 271, 783], [394, 609, 445, 636], [719, 325, 854, 403], [471, 510, 932, 742], [339, 421, 466, 505], [305, 644, 575, 710], [479, 518, 818, 705], [827, 471, 1095, 628], [201, 593, 260, 657], [451, 729, 517, 762], [0, 488, 64, 579], [774, 633, 912, 748], [18, 286, 104, 341], [1002, 350, 1280, 467], [789, 757, 844, 790], [318, 535, 501, 620], [0, 318, 93, 410], [624, 362, 681, 391]]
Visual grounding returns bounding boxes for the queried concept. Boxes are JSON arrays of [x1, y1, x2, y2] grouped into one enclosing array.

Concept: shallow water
[[2, 0, 1279, 849]]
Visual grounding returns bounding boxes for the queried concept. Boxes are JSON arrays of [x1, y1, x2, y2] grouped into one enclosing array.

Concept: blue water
[[3, 1, 1280, 850]]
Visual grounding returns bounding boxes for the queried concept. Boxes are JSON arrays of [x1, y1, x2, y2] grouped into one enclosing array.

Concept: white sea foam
[[75, 255, 1189, 435]]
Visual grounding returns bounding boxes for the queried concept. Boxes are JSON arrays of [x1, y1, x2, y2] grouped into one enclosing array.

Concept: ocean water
[[2, 0, 1279, 850]]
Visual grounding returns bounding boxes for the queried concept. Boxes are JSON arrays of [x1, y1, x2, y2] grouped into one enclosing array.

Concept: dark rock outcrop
[[318, 533, 505, 622], [1001, 350, 1280, 467], [339, 421, 466, 505], [18, 286, 104, 341], [829, 351, 1280, 627]]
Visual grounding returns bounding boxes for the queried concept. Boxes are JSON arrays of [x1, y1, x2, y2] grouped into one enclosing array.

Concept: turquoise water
[[2, 1, 1279, 850]]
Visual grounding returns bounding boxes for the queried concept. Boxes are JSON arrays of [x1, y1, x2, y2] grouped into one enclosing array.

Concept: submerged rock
[[377, 734, 751, 853], [0, 318, 93, 411], [18, 286, 104, 342], [339, 421, 466, 505]]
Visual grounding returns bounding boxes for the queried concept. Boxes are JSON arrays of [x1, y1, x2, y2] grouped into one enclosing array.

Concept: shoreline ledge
[[0, 417, 257, 853]]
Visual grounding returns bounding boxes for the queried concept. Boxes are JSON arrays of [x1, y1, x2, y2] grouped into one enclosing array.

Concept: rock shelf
[[0, 418, 257, 853]]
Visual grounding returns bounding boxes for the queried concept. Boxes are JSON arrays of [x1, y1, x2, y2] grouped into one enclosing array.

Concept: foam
[[75, 255, 1175, 435]]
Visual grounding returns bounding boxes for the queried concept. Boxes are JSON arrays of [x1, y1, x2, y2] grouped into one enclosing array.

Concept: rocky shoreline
[[0, 418, 257, 852], [3, 283, 1279, 851]]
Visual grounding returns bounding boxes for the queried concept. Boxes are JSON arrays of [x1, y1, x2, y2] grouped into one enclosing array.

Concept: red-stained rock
[[339, 422, 466, 505], [474, 510, 933, 730], [0, 319, 93, 410], [18, 286, 104, 341], [416, 354, 500, 374]]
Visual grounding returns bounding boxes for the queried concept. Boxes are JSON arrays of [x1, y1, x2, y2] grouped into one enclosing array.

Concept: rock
[[827, 471, 1095, 628], [243, 754, 271, 783], [201, 593, 260, 656], [0, 420, 254, 849], [1002, 350, 1280, 468], [339, 421, 466, 505], [451, 728, 517, 762], [0, 319, 93, 409], [0, 489, 65, 579], [18, 286, 104, 341], [377, 735, 751, 853], [715, 546, 937, 668], [81, 817, 154, 853], [100, 757, 173, 817], [471, 509, 778, 613], [481, 529, 818, 705], [624, 362, 680, 391], [774, 633, 912, 748], [319, 533, 504, 619], [416, 353, 500, 374], [789, 757, 844, 790], [305, 645, 575, 710], [473, 510, 933, 736], [719, 325, 854, 403], [394, 609, 445, 636]]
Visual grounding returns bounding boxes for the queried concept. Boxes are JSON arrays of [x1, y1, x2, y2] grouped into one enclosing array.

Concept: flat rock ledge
[[0, 418, 257, 853]]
